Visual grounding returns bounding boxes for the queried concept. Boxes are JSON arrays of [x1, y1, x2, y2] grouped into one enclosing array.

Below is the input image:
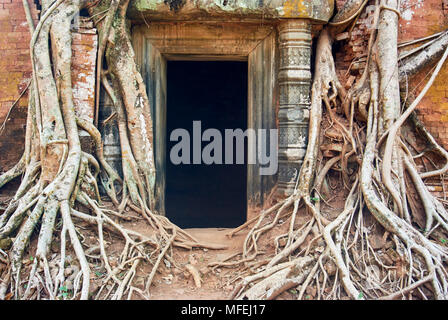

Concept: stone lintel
[[128, 0, 334, 23]]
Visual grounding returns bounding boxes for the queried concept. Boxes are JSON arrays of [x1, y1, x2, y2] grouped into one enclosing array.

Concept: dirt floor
[[0, 183, 255, 300], [0, 178, 340, 300], [3, 171, 446, 300], [146, 228, 245, 300]]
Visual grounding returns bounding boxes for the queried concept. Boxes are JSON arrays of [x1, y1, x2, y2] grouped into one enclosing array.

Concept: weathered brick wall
[[0, 0, 39, 171], [332, 0, 448, 199], [398, 0, 448, 199], [71, 22, 97, 125], [335, 0, 448, 149], [399, 0, 448, 150], [0, 1, 97, 174]]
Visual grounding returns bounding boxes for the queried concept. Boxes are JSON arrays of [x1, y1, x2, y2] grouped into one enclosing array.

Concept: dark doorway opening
[[166, 61, 248, 228]]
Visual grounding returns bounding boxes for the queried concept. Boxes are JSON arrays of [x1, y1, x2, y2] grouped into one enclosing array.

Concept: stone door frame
[[132, 21, 281, 218]]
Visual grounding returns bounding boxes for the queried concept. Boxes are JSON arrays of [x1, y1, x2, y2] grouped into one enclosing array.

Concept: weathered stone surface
[[128, 0, 334, 23], [277, 19, 312, 196]]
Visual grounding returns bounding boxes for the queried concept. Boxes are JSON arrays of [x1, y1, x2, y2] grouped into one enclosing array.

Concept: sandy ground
[[0, 178, 337, 300], [147, 228, 247, 300], [0, 182, 254, 300]]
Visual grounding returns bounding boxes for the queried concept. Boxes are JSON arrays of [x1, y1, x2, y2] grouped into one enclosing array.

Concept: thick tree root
[[219, 2, 448, 300], [0, 0, 225, 300], [1, 0, 448, 300]]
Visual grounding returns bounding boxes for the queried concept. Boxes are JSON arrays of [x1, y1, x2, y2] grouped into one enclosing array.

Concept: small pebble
[[65, 280, 73, 291]]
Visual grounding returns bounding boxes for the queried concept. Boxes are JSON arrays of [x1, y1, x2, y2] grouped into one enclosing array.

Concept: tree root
[[221, 2, 448, 300], [1, 0, 448, 301], [0, 0, 224, 300]]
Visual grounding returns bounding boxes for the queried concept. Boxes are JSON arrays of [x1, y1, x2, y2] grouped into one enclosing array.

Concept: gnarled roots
[[217, 3, 448, 300], [0, 0, 225, 300], [1, 0, 448, 301]]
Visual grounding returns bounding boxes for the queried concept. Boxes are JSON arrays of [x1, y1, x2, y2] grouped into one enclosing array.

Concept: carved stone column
[[277, 19, 312, 196]]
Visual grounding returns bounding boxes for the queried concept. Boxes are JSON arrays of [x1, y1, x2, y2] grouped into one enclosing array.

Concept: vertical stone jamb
[[277, 19, 312, 196]]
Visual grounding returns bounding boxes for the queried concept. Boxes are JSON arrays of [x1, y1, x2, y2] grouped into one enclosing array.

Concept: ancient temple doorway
[[133, 22, 278, 219], [165, 61, 248, 228]]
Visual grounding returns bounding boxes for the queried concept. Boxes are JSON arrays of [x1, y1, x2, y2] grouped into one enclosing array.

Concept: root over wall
[[0, 0, 97, 173], [335, 0, 448, 150]]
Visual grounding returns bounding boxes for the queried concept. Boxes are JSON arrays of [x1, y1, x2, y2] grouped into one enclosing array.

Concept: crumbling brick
[[0, 3, 98, 172]]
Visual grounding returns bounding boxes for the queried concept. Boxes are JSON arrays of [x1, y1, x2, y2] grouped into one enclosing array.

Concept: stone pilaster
[[277, 19, 312, 196]]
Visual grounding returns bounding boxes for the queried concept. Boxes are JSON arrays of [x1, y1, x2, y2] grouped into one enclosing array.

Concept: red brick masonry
[[0, 0, 97, 171]]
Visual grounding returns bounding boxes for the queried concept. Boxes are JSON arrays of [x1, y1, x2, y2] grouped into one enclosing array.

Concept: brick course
[[0, 1, 97, 173], [399, 0, 448, 150], [0, 0, 38, 171], [335, 0, 448, 150]]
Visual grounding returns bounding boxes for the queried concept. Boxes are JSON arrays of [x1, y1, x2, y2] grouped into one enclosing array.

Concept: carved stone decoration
[[277, 19, 312, 196]]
